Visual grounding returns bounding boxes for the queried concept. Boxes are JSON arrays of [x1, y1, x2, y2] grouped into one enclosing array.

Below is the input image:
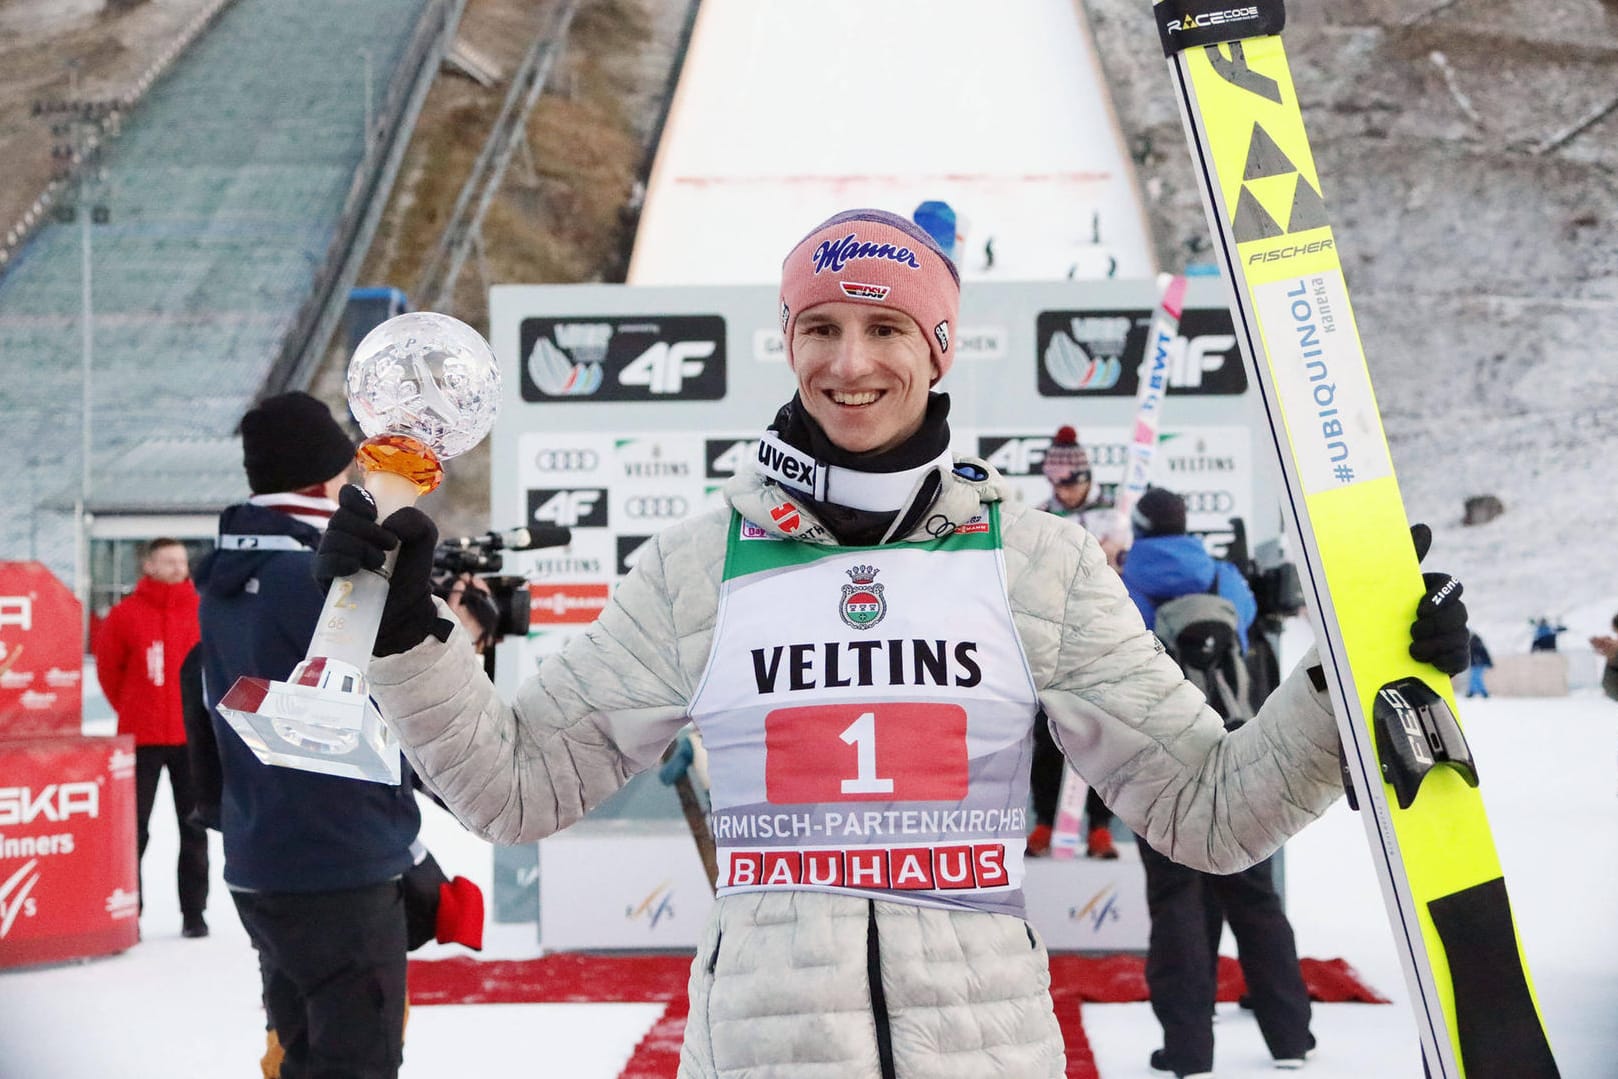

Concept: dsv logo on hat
[[623, 495, 690, 520], [519, 316, 728, 402], [528, 488, 609, 530]]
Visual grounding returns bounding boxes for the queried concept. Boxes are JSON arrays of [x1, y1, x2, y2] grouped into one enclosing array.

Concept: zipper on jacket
[[866, 900, 897, 1079]]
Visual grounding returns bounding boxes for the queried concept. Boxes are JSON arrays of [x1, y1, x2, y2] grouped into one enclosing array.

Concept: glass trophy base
[[216, 658, 402, 785]]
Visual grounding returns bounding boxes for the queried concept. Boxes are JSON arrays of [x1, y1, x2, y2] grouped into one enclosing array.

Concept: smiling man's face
[[790, 301, 936, 455]]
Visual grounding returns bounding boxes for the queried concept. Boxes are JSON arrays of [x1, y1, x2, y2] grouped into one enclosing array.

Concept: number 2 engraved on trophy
[[332, 579, 357, 609]]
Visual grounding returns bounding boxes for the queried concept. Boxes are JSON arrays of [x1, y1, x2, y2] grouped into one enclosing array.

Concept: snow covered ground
[[2, 616, 1614, 1077]]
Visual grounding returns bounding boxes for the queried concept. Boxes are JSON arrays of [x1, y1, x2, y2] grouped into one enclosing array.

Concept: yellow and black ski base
[[1151, 1, 1558, 1075]]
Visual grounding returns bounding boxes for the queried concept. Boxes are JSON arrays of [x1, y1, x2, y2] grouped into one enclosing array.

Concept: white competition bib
[[688, 505, 1039, 917]]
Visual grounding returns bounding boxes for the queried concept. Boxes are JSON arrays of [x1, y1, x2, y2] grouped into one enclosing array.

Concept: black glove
[[1407, 523, 1470, 676], [313, 483, 449, 657]]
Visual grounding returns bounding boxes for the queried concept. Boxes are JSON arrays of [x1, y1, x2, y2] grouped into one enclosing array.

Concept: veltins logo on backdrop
[[520, 316, 727, 401], [1035, 308, 1245, 397]]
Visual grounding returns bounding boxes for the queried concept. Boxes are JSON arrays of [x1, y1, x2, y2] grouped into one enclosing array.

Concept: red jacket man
[[93, 538, 210, 937]]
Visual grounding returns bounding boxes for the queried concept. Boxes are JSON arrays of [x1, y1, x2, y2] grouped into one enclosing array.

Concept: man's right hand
[[1591, 635, 1618, 661], [314, 484, 448, 657]]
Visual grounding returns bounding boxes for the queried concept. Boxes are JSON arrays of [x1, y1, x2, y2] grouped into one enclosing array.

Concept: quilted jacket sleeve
[[366, 513, 726, 844], [1003, 500, 1344, 874]]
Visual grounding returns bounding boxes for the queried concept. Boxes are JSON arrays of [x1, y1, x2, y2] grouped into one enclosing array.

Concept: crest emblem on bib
[[840, 565, 887, 630]]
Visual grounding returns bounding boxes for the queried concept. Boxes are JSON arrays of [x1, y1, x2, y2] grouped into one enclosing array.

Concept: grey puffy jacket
[[370, 458, 1344, 1078]]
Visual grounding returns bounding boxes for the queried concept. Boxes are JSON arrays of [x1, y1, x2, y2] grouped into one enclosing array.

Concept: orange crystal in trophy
[[355, 433, 445, 495]]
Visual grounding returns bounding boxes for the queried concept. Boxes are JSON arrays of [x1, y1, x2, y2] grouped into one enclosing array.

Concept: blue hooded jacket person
[[1121, 488, 1256, 649]]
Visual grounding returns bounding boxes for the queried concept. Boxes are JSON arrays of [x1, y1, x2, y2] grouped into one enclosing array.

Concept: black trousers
[[233, 882, 409, 1079], [1029, 713, 1114, 831], [134, 744, 209, 918], [1137, 840, 1313, 1071]]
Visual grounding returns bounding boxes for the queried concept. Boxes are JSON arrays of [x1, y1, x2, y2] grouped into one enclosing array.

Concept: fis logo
[[145, 641, 165, 687], [0, 859, 41, 939], [625, 881, 678, 929], [1069, 885, 1123, 932], [528, 488, 609, 530]]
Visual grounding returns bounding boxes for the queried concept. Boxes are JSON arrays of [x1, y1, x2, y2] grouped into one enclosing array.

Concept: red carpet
[[409, 952, 1387, 1078]]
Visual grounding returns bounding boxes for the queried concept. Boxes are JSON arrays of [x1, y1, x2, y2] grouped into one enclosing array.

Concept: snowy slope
[[628, 0, 1155, 284]]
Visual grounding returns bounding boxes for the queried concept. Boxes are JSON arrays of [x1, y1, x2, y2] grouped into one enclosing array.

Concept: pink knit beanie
[[779, 209, 961, 383]]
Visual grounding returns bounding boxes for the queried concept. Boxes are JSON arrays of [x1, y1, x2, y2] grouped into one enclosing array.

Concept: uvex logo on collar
[[756, 434, 824, 499], [755, 432, 955, 515], [812, 233, 922, 275]]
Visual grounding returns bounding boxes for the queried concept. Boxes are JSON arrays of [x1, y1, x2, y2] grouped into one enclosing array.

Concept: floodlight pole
[[76, 186, 94, 647]]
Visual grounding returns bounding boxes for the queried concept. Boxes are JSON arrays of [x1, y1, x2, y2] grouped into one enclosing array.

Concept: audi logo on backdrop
[[1182, 490, 1237, 514], [532, 448, 600, 472], [623, 495, 690, 520]]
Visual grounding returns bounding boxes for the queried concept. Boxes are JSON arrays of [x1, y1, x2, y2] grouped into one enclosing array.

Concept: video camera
[[431, 524, 572, 645], [1225, 518, 1304, 623]]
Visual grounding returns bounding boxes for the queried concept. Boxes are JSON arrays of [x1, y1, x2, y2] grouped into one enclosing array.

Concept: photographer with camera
[[428, 524, 566, 669]]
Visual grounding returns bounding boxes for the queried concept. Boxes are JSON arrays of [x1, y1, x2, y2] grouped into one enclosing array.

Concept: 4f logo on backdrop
[[977, 436, 1051, 477], [520, 316, 727, 402], [1036, 308, 1246, 396], [977, 436, 1131, 476], [527, 488, 609, 530], [706, 439, 759, 479]]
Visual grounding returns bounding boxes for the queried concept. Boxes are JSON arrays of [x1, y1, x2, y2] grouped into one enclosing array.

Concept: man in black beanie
[[193, 391, 424, 1078], [1120, 486, 1314, 1076]]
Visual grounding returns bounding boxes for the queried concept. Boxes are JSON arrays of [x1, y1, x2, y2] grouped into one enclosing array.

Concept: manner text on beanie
[[1131, 487, 1188, 538], [1042, 424, 1091, 486], [779, 208, 960, 383], [241, 391, 357, 495]]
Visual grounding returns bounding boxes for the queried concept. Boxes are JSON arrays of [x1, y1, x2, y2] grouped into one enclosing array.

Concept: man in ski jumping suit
[[318, 209, 1473, 1078], [195, 391, 422, 1079], [1120, 487, 1313, 1077]]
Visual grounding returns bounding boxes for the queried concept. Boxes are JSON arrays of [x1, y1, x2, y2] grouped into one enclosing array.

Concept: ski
[[1151, 3, 1559, 1076], [1116, 271, 1187, 539], [1048, 762, 1089, 860]]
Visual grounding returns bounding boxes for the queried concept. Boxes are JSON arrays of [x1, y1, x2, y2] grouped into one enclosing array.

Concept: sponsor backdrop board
[[487, 279, 1282, 949], [0, 563, 85, 738], [0, 735, 139, 969], [538, 821, 716, 950]]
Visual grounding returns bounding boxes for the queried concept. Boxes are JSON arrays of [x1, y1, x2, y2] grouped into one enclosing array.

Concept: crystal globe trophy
[[217, 312, 502, 783]]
